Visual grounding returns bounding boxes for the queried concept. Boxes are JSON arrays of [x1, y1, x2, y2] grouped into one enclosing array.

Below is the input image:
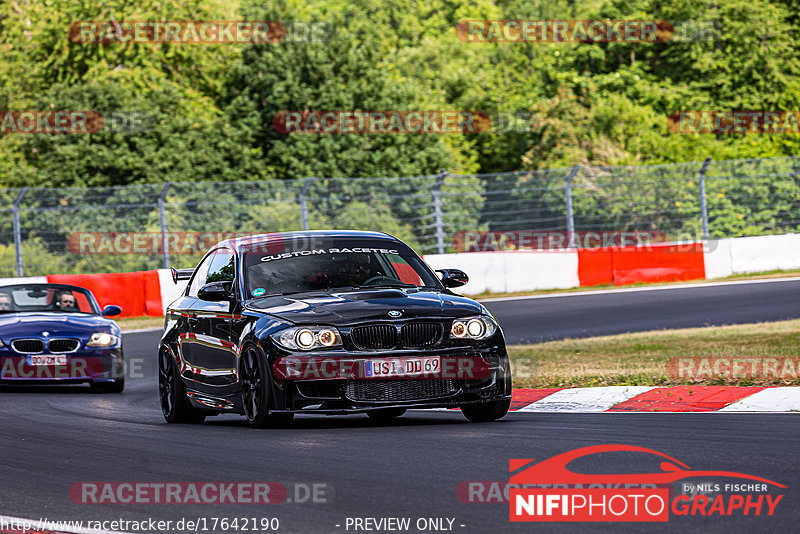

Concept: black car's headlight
[[450, 315, 497, 340], [271, 326, 342, 351], [87, 332, 119, 347]]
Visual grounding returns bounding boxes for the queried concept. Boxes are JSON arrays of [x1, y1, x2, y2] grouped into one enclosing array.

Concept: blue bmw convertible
[[0, 283, 124, 392]]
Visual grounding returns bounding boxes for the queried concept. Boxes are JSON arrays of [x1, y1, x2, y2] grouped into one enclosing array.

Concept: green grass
[[117, 316, 164, 331], [508, 319, 800, 388]]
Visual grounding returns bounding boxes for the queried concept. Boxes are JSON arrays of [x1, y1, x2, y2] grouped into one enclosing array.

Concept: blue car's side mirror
[[102, 305, 122, 317]]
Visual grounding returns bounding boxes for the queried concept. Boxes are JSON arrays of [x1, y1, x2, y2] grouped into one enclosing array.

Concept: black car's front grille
[[11, 339, 45, 354], [351, 325, 397, 350], [350, 322, 445, 350], [401, 322, 443, 347], [345, 379, 457, 402], [49, 338, 79, 353]]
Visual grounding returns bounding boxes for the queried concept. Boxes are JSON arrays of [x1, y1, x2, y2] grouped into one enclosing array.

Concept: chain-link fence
[[1, 155, 799, 277]]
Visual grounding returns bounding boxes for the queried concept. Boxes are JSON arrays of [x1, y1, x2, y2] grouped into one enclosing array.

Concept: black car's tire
[[366, 408, 406, 421], [90, 379, 124, 393], [461, 358, 512, 422], [158, 350, 206, 424], [461, 398, 511, 423], [240, 344, 293, 429]]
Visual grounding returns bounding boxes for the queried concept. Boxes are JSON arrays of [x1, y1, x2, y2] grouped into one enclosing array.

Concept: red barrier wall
[[47, 270, 163, 318], [578, 243, 705, 287]]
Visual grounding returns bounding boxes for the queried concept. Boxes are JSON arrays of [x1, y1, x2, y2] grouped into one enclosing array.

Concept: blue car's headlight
[[87, 332, 119, 347], [271, 327, 342, 351], [450, 315, 497, 340]]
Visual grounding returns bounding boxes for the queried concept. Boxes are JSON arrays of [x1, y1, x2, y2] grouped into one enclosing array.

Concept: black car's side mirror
[[102, 304, 122, 317], [436, 269, 469, 288], [198, 282, 233, 302]]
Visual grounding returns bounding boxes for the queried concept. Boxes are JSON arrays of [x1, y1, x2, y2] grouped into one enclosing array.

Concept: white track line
[[516, 386, 656, 412], [479, 276, 800, 302]]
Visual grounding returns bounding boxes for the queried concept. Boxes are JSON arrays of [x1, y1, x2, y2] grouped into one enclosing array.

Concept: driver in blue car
[[0, 291, 11, 311], [56, 291, 78, 311]]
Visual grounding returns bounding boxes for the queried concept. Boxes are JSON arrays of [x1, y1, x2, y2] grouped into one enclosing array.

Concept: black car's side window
[[186, 253, 214, 297], [206, 249, 236, 292]]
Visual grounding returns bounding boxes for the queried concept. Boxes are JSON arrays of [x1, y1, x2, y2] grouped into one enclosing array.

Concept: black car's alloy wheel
[[159, 350, 205, 424], [240, 344, 293, 428]]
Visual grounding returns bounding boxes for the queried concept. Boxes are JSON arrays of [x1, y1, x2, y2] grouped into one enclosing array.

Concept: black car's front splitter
[[267, 395, 512, 416]]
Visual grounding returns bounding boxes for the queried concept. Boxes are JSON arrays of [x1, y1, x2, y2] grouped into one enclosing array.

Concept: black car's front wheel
[[240, 344, 293, 428], [461, 398, 511, 422], [461, 359, 512, 423], [158, 350, 205, 424]]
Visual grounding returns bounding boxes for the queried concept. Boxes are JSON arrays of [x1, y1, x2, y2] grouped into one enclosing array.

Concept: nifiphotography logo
[[508, 445, 785, 522]]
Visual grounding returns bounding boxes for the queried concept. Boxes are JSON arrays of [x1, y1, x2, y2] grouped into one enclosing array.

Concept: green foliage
[[2, 0, 800, 273]]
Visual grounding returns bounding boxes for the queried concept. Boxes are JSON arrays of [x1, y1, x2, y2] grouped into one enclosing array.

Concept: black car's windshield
[[241, 237, 441, 298], [0, 284, 100, 314]]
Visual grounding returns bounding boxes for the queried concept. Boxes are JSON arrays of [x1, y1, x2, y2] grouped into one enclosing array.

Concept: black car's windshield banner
[[260, 248, 400, 262]]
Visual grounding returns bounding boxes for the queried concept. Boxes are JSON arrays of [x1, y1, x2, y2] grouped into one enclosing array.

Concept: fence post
[[12, 187, 29, 277], [698, 157, 712, 242], [158, 182, 172, 269], [432, 169, 447, 255], [565, 165, 580, 249], [299, 177, 315, 231]]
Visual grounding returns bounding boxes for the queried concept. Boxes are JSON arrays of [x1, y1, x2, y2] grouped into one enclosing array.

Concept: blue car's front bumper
[[0, 346, 124, 383]]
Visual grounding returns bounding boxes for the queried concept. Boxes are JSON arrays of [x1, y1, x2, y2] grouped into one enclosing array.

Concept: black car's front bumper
[[270, 346, 511, 413]]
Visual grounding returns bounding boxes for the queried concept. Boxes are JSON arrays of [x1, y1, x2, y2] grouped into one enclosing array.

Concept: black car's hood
[[0, 312, 117, 338], [245, 289, 484, 325]]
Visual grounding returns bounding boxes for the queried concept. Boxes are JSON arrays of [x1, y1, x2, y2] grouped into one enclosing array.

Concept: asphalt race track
[[486, 278, 800, 344], [2, 279, 800, 533]]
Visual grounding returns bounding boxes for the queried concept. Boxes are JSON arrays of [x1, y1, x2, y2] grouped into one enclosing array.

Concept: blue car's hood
[[0, 312, 118, 339]]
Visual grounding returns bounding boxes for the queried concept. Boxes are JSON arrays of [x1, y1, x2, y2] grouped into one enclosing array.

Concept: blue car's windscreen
[[241, 238, 441, 297], [0, 284, 100, 314]]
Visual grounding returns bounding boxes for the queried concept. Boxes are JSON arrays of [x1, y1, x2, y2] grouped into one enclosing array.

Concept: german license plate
[[364, 357, 440, 378], [29, 355, 67, 366]]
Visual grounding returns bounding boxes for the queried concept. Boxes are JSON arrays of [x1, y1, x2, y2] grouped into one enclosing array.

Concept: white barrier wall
[[705, 234, 800, 278], [423, 251, 580, 295], [157, 269, 189, 313], [703, 239, 733, 279], [728, 234, 800, 274], [0, 276, 47, 286]]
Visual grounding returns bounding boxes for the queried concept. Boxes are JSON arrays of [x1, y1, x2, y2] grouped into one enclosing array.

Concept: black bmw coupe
[[158, 230, 511, 426]]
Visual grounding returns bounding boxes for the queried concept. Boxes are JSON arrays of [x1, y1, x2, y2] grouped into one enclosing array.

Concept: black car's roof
[[217, 230, 401, 253]]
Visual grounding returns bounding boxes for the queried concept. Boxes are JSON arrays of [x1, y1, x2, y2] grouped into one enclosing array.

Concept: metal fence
[[1, 155, 799, 277]]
